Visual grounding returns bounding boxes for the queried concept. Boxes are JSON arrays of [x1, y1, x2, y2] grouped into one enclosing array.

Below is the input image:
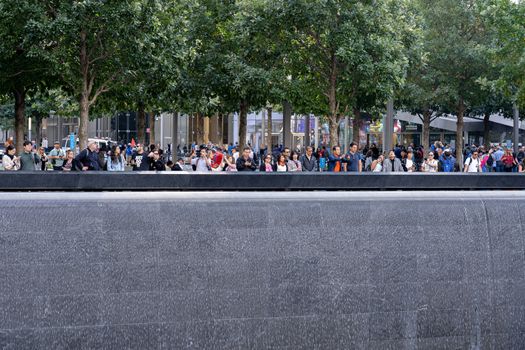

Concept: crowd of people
[[2, 138, 525, 173]]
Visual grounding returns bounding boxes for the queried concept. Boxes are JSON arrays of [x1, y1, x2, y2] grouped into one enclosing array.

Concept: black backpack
[[486, 155, 494, 167]]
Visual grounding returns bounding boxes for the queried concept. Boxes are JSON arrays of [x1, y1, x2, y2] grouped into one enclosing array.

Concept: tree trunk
[[79, 95, 89, 151], [456, 99, 465, 165], [328, 116, 339, 148], [266, 107, 273, 148], [149, 112, 156, 146], [34, 113, 43, 147], [195, 112, 203, 145], [328, 54, 339, 148], [217, 113, 224, 145], [422, 109, 431, 152], [13, 87, 25, 154], [483, 111, 490, 149], [239, 100, 248, 149], [137, 102, 146, 146], [78, 30, 90, 151], [352, 108, 360, 144]]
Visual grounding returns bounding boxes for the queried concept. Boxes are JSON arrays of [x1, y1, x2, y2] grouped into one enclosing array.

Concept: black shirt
[[131, 152, 151, 171]]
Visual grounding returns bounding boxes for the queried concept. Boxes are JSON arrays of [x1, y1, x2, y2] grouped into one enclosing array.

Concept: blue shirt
[[493, 150, 504, 162], [439, 155, 456, 172], [345, 152, 360, 172]]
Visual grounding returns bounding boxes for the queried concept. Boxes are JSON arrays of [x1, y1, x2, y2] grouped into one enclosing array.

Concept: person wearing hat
[[48, 141, 66, 171], [439, 148, 456, 173], [74, 141, 100, 171]]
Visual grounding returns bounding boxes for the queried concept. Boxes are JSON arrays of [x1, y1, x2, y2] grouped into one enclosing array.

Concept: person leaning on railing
[[236, 147, 256, 171], [61, 150, 81, 171], [260, 154, 274, 172], [2, 145, 20, 171], [106, 145, 126, 171]]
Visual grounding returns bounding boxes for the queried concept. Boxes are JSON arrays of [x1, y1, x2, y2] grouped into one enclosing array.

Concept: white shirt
[[465, 157, 481, 172], [372, 163, 382, 172], [276, 164, 287, 172], [405, 159, 413, 172], [195, 157, 210, 171], [423, 159, 438, 172]]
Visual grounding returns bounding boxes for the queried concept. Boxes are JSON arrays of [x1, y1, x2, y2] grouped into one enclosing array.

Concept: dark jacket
[[61, 158, 81, 171], [74, 149, 100, 171], [150, 159, 165, 171], [300, 154, 318, 172], [172, 163, 184, 171], [327, 154, 344, 172], [259, 162, 274, 172], [236, 156, 256, 171]]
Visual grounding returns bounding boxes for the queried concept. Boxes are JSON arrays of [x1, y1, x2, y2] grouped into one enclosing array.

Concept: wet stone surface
[[0, 193, 524, 349]]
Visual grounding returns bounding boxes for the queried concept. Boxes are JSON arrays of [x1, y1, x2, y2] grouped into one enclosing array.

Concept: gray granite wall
[[0, 193, 524, 349]]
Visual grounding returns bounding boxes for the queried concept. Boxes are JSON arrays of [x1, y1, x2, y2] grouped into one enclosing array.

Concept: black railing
[[1, 172, 524, 191]]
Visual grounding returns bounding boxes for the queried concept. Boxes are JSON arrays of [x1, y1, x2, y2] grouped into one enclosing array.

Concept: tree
[[484, 0, 525, 110], [418, 0, 492, 162], [51, 0, 154, 149], [260, 0, 413, 147], [0, 0, 56, 152]]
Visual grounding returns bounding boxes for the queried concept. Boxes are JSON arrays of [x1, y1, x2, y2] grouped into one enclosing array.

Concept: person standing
[[107, 145, 126, 171], [501, 148, 517, 172], [210, 148, 224, 172], [344, 142, 362, 173], [371, 154, 385, 172], [19, 140, 40, 171], [328, 146, 344, 172], [236, 147, 257, 171], [287, 151, 302, 172], [260, 154, 274, 172], [382, 151, 404, 172], [300, 146, 318, 172], [149, 150, 166, 171], [74, 141, 100, 171], [37, 147, 48, 171], [422, 152, 439, 173], [130, 145, 151, 171], [464, 150, 482, 173], [172, 158, 185, 171], [274, 154, 288, 172], [48, 141, 65, 171], [61, 150, 80, 171], [2, 145, 20, 171], [493, 146, 504, 172], [403, 150, 415, 172], [194, 148, 211, 172], [439, 149, 456, 173]]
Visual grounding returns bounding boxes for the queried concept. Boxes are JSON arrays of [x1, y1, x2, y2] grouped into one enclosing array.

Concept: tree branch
[[7, 68, 45, 78], [89, 74, 118, 106]]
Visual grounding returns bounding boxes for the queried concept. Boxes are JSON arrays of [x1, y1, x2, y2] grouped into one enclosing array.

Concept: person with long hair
[[37, 147, 48, 171], [287, 151, 302, 172], [274, 153, 288, 172], [107, 145, 126, 171], [2, 145, 20, 171], [62, 150, 80, 171]]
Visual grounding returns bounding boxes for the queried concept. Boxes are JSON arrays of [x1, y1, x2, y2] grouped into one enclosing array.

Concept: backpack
[[466, 157, 480, 172], [486, 155, 494, 167]]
